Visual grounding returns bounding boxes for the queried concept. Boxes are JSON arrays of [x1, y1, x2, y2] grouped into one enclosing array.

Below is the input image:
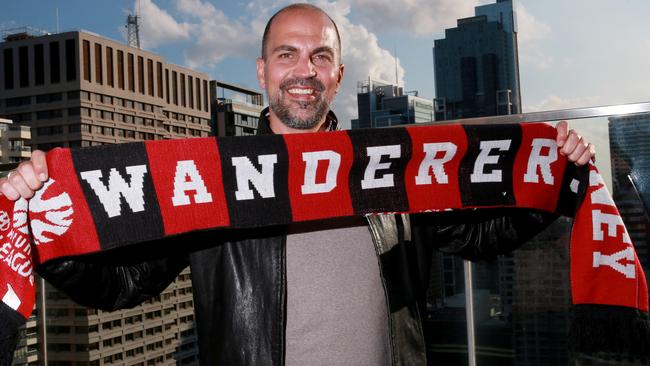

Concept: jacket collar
[[256, 107, 340, 136]]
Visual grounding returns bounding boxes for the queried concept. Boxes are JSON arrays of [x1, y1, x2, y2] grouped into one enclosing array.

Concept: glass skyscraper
[[433, 0, 521, 121]]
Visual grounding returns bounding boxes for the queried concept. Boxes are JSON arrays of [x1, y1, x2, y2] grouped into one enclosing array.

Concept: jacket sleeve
[[411, 208, 558, 261], [36, 236, 192, 311]]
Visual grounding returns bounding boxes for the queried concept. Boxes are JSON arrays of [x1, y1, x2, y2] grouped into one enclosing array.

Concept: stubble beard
[[268, 77, 332, 130]]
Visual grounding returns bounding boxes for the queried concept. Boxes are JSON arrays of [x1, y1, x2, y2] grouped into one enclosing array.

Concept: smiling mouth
[[287, 88, 315, 95]]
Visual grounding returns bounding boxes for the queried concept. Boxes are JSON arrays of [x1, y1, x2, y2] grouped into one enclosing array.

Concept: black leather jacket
[[38, 111, 555, 365]]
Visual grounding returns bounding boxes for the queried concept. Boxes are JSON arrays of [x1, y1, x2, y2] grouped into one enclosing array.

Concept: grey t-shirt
[[285, 218, 391, 365]]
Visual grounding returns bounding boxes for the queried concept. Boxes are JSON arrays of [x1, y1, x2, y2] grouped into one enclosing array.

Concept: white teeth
[[288, 88, 314, 95]]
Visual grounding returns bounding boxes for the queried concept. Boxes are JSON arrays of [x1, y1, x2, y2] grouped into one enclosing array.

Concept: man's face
[[257, 9, 344, 131]]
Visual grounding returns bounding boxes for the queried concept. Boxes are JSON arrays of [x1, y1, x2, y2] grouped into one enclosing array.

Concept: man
[[0, 4, 594, 365]]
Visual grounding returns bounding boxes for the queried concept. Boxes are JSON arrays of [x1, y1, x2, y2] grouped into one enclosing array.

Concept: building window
[[156, 62, 163, 98], [106, 46, 114, 87], [36, 93, 62, 103], [34, 44, 45, 85], [82, 40, 91, 82], [94, 43, 103, 85], [188, 75, 194, 109], [137, 56, 144, 94], [3, 48, 14, 89], [196, 78, 201, 111], [203, 79, 209, 112], [18, 46, 28, 87], [65, 38, 76, 81], [165, 69, 170, 104], [172, 71, 178, 105], [128, 53, 135, 92], [180, 73, 186, 107], [6, 96, 31, 107], [49, 42, 61, 84], [36, 110, 63, 120], [117, 50, 124, 89], [67, 90, 79, 100], [147, 59, 154, 96]]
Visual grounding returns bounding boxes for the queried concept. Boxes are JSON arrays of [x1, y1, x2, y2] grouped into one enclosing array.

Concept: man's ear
[[256, 57, 266, 89], [336, 63, 345, 92]]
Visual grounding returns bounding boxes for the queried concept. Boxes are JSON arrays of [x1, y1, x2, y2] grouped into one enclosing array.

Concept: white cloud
[[516, 3, 551, 43], [523, 94, 601, 113], [317, 1, 405, 126], [351, 0, 482, 37], [516, 3, 553, 70], [137, 0, 191, 49], [174, 0, 261, 68]]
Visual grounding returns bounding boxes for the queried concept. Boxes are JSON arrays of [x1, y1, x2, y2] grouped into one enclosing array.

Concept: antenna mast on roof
[[126, 0, 141, 49]]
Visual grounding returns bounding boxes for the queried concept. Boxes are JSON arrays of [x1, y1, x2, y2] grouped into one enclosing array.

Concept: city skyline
[[3, 1, 649, 124]]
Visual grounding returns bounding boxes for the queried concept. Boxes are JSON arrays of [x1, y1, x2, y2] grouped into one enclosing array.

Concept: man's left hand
[[555, 121, 596, 166]]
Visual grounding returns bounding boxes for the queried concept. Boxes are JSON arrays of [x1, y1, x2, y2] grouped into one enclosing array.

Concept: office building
[[433, 0, 521, 120], [0, 28, 211, 151], [210, 80, 264, 136], [0, 117, 31, 163], [1, 27, 206, 365], [351, 78, 433, 129]]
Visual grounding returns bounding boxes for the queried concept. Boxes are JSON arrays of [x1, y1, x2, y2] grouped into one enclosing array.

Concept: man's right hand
[[0, 150, 49, 201]]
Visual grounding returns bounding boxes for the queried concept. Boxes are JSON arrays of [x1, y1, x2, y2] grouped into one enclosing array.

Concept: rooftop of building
[[0, 26, 207, 77]]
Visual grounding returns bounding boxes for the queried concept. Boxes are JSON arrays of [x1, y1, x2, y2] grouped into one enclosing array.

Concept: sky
[[3, 0, 650, 185]]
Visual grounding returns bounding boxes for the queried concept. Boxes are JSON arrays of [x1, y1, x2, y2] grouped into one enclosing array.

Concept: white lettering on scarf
[[232, 155, 277, 200], [415, 142, 457, 185], [361, 145, 401, 189], [524, 138, 557, 185], [80, 165, 148, 218], [470, 140, 512, 183], [301, 151, 341, 194], [171, 160, 213, 206]]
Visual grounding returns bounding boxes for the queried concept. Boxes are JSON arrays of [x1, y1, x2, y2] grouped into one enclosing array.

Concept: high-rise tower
[[433, 0, 521, 121]]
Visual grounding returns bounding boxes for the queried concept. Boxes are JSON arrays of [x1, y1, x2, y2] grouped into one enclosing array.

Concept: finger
[[568, 140, 587, 163], [7, 170, 36, 199], [575, 148, 592, 166], [556, 121, 569, 147], [588, 143, 596, 163], [560, 129, 580, 155], [0, 178, 21, 201], [31, 150, 49, 182], [17, 162, 44, 191]]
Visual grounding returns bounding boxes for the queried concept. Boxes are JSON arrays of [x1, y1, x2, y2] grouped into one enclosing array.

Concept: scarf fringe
[[570, 304, 650, 359]]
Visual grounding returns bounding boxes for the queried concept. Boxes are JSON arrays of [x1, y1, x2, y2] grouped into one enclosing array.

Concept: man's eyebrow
[[312, 46, 335, 56], [271, 45, 298, 54]]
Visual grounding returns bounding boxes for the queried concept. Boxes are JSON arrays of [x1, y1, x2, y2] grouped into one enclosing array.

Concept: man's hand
[[0, 150, 49, 201], [555, 121, 596, 166]]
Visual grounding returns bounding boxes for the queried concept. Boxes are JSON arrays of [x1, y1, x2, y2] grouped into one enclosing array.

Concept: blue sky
[[3, 0, 650, 184], [3, 0, 649, 115]]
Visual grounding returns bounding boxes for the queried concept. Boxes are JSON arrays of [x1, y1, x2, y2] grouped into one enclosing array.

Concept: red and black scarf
[[0, 122, 648, 358]]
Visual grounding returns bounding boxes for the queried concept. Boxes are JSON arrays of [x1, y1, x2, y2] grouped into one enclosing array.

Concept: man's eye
[[312, 54, 332, 65], [278, 53, 293, 60]]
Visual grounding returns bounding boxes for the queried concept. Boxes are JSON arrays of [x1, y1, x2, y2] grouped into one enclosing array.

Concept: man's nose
[[293, 56, 316, 78]]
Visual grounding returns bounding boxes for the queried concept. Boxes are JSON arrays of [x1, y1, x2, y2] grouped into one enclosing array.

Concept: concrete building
[[0, 28, 211, 151], [210, 80, 264, 136], [0, 118, 31, 163], [1, 28, 204, 365], [433, 0, 521, 120], [351, 78, 433, 129]]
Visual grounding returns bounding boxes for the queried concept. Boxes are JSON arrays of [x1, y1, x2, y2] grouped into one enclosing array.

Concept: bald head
[[261, 3, 341, 61]]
